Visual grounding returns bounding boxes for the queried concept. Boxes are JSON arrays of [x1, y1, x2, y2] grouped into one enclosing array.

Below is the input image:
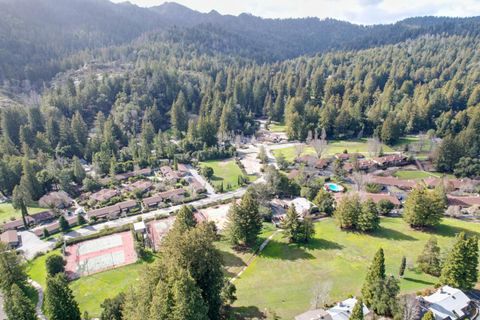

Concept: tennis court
[[65, 232, 137, 279], [148, 217, 175, 250]]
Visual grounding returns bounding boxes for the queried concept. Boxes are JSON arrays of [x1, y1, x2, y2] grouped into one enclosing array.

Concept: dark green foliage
[[0, 242, 28, 291], [417, 236, 442, 276], [201, 166, 214, 181], [440, 232, 478, 290], [403, 187, 444, 228], [43, 228, 50, 238], [454, 157, 480, 178], [377, 199, 395, 216], [225, 191, 262, 247], [174, 205, 197, 232], [362, 248, 386, 306], [45, 274, 81, 320], [4, 283, 37, 320], [45, 254, 65, 276], [59, 216, 70, 232], [350, 298, 364, 320], [358, 199, 380, 232], [313, 189, 335, 216], [365, 183, 382, 194], [77, 214, 87, 226], [399, 256, 406, 277], [280, 206, 314, 243], [435, 135, 463, 172], [100, 293, 125, 320], [334, 194, 380, 232]]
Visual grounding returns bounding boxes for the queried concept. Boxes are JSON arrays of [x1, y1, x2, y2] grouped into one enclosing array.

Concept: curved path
[[28, 279, 46, 320]]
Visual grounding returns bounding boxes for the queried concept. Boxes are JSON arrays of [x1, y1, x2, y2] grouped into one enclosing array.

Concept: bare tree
[[397, 295, 421, 320], [310, 281, 332, 310], [310, 128, 328, 158], [295, 143, 305, 159], [367, 137, 381, 157], [351, 171, 366, 192]]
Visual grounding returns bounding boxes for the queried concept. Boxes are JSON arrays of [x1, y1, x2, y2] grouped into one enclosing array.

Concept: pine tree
[[440, 232, 478, 290], [171, 92, 188, 137], [0, 242, 28, 291], [59, 216, 70, 232], [417, 236, 442, 276], [281, 206, 301, 243], [20, 157, 42, 200], [403, 187, 442, 228], [45, 274, 81, 320], [358, 199, 380, 232], [334, 194, 361, 230], [4, 283, 37, 320], [350, 298, 364, 320], [12, 183, 31, 229], [72, 156, 86, 183], [225, 191, 262, 247], [100, 293, 125, 320], [399, 256, 406, 277], [174, 205, 197, 233], [46, 254, 65, 276], [362, 248, 386, 307]]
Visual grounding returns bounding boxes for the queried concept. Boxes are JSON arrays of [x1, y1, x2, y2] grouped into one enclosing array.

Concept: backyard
[[232, 217, 480, 319], [0, 202, 46, 224], [272, 139, 394, 162], [199, 159, 256, 191]]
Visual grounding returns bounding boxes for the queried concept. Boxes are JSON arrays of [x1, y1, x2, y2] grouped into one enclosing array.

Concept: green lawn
[[394, 170, 438, 180], [27, 250, 61, 288], [233, 217, 480, 319], [272, 139, 394, 162], [0, 202, 46, 224], [268, 123, 287, 133], [199, 159, 256, 191]]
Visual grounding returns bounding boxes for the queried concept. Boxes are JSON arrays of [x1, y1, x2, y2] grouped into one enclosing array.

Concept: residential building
[[295, 297, 370, 320], [0, 230, 20, 248], [90, 189, 120, 202], [372, 154, 409, 167], [418, 286, 474, 320], [86, 200, 138, 220], [143, 189, 186, 208]]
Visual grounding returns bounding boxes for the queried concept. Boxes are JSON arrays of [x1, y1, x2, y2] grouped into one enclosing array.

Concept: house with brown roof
[[177, 163, 190, 174], [143, 189, 186, 208], [114, 168, 153, 181], [335, 153, 365, 161], [315, 158, 331, 169], [86, 200, 138, 220], [90, 189, 120, 202], [126, 180, 153, 193], [368, 175, 417, 190], [186, 177, 206, 194], [30, 210, 56, 225], [0, 230, 20, 248], [447, 195, 480, 208], [32, 215, 78, 237], [160, 166, 181, 182], [372, 154, 409, 168], [1, 216, 34, 231]]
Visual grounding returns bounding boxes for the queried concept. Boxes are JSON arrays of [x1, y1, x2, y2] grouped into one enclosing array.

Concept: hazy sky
[[111, 0, 480, 25]]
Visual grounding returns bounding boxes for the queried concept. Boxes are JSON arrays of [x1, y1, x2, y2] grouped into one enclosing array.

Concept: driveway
[[17, 231, 55, 260], [186, 165, 216, 195]]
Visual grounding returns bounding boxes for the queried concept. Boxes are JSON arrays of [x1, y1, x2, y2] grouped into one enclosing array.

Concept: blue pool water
[[325, 183, 343, 192]]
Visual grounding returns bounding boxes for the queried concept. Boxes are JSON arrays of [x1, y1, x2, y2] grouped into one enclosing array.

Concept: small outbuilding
[[0, 230, 20, 248]]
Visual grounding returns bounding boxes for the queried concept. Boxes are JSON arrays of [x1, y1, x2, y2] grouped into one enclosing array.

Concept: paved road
[[17, 230, 55, 260], [63, 187, 247, 240]]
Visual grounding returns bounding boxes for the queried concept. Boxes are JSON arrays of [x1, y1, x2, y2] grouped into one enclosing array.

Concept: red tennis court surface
[[65, 231, 137, 279], [147, 216, 175, 251]]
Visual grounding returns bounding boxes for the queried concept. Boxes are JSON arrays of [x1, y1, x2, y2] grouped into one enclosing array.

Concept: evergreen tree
[[20, 157, 42, 200], [399, 256, 406, 277], [313, 189, 335, 216], [350, 298, 364, 320], [403, 187, 443, 228], [362, 248, 386, 307], [174, 205, 197, 232], [334, 194, 361, 230], [171, 92, 188, 137], [417, 236, 442, 276], [281, 206, 301, 243], [12, 183, 31, 229], [45, 274, 81, 320], [72, 156, 86, 183], [100, 293, 125, 320], [4, 283, 37, 320], [46, 254, 65, 276], [225, 191, 262, 247], [0, 242, 28, 291], [358, 199, 380, 232], [440, 232, 478, 290], [435, 135, 463, 172], [59, 216, 70, 232]]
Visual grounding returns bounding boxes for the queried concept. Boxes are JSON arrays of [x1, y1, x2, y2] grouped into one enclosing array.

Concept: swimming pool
[[324, 182, 344, 192]]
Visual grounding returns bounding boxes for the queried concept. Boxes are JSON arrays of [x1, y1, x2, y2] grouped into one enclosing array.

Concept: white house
[[295, 297, 369, 320], [419, 286, 474, 320]]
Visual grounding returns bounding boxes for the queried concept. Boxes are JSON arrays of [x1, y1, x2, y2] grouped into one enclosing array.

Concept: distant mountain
[[1, 0, 480, 85]]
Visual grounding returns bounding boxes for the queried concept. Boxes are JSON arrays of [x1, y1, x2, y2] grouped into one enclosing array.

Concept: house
[[447, 195, 480, 208], [114, 168, 153, 181], [328, 298, 370, 320], [30, 210, 56, 225], [32, 215, 78, 237], [367, 175, 417, 190], [423, 178, 479, 191], [160, 166, 181, 182], [418, 286, 474, 320], [1, 216, 34, 231], [186, 177, 206, 194], [335, 153, 365, 161], [295, 297, 370, 320], [86, 200, 138, 220], [372, 154, 409, 167], [315, 158, 331, 170], [126, 180, 153, 193], [90, 189, 120, 202], [177, 163, 190, 174], [296, 155, 318, 166], [143, 189, 186, 208], [0, 230, 20, 248]]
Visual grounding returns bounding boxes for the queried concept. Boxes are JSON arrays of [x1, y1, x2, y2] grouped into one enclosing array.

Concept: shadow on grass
[[429, 223, 480, 238], [402, 277, 436, 286], [221, 250, 247, 268], [259, 240, 315, 260], [371, 227, 418, 241], [230, 305, 266, 319], [301, 238, 344, 251]]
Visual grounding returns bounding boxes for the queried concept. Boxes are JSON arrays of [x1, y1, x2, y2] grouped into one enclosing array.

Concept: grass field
[[0, 202, 46, 224], [268, 123, 287, 133], [199, 159, 256, 191], [233, 217, 480, 319], [272, 140, 394, 162], [394, 170, 438, 180]]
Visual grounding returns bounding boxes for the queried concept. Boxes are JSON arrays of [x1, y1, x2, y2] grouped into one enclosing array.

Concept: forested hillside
[[2, 0, 480, 85]]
